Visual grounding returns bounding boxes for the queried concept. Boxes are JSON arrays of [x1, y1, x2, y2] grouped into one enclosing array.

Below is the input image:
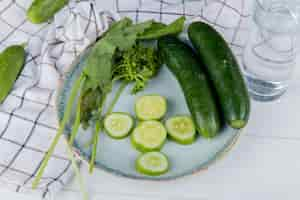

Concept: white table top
[[2, 58, 300, 200], [1, 0, 299, 199]]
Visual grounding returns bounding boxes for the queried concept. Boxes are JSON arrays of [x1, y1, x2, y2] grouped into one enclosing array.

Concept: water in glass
[[243, 0, 300, 101]]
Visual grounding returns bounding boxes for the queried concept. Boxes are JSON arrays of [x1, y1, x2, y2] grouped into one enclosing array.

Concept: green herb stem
[[107, 81, 128, 114], [69, 100, 81, 145], [69, 78, 85, 145], [89, 120, 101, 173], [65, 140, 89, 200], [32, 75, 85, 189], [89, 94, 107, 173]]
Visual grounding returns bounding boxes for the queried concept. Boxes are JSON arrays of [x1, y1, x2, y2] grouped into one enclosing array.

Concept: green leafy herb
[[139, 16, 186, 40], [32, 75, 85, 189], [82, 40, 116, 92], [27, 0, 69, 24], [113, 44, 162, 94], [105, 19, 154, 51], [80, 88, 102, 129], [0, 45, 26, 104], [32, 16, 185, 189]]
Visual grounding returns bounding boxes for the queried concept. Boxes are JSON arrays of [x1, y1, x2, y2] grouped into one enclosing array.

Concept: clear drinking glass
[[243, 0, 300, 101]]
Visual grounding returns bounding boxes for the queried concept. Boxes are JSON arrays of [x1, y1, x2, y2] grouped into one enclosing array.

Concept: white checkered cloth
[[0, 0, 253, 199]]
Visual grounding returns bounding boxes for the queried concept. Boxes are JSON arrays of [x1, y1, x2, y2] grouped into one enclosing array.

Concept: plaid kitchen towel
[[0, 0, 116, 199], [0, 0, 252, 199]]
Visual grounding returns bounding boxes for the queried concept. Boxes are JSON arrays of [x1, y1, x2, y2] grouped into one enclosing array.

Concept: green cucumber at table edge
[[0, 45, 26, 104], [188, 22, 250, 129], [158, 36, 221, 138], [27, 0, 69, 24]]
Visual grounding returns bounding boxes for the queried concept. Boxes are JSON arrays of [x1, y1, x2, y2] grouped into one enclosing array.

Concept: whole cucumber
[[188, 22, 250, 129], [0, 45, 26, 104], [27, 0, 69, 24], [158, 37, 220, 138]]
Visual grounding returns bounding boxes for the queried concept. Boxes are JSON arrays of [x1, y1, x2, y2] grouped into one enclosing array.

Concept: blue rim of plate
[[56, 46, 243, 181]]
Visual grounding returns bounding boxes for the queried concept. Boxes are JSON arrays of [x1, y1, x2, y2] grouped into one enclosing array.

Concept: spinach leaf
[[139, 16, 186, 39], [32, 17, 186, 189], [83, 40, 116, 92], [104, 17, 133, 36], [80, 88, 103, 129], [0, 45, 26, 104], [105, 20, 155, 51], [27, 0, 69, 24]]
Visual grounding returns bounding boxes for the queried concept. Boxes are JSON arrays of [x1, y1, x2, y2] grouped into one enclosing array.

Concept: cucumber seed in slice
[[135, 95, 167, 120], [165, 116, 196, 145], [104, 113, 134, 139], [136, 151, 169, 176], [132, 120, 167, 152]]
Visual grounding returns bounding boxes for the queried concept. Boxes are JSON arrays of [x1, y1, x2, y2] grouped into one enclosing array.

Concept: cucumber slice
[[165, 116, 196, 145], [104, 113, 134, 139], [132, 120, 167, 152], [135, 95, 167, 120], [136, 151, 169, 176]]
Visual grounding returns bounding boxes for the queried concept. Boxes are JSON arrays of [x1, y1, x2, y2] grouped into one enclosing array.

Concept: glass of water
[[243, 0, 300, 101]]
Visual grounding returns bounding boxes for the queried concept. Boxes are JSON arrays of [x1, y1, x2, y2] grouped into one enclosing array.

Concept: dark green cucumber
[[0, 45, 26, 104], [27, 0, 69, 24], [188, 22, 250, 129], [158, 37, 220, 138]]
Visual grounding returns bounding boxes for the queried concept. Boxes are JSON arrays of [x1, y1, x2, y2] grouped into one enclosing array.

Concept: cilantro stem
[[69, 78, 85, 145], [65, 140, 89, 200], [89, 82, 128, 173], [69, 101, 81, 145], [89, 94, 107, 173], [85, 81, 128, 172], [32, 75, 85, 189], [89, 120, 101, 173], [107, 81, 128, 114]]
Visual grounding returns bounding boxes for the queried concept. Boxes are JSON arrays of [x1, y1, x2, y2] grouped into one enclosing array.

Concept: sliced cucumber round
[[135, 95, 167, 120], [136, 151, 169, 176], [132, 120, 167, 152], [165, 116, 196, 145], [104, 112, 134, 139]]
